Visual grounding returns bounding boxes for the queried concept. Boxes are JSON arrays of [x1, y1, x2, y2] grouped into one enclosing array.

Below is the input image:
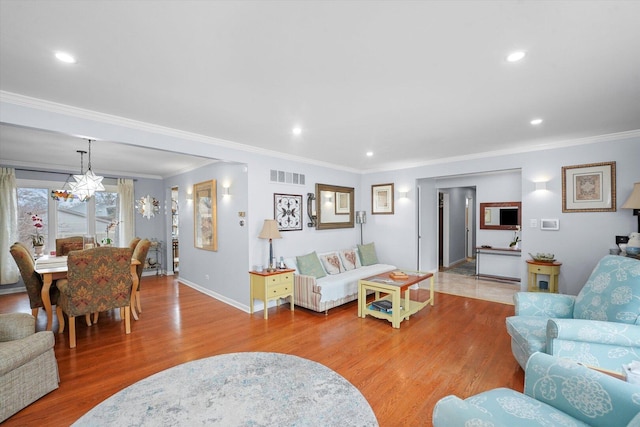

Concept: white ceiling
[[1, 0, 639, 177]]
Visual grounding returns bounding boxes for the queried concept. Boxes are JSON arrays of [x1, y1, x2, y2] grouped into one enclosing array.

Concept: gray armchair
[[0, 313, 59, 422]]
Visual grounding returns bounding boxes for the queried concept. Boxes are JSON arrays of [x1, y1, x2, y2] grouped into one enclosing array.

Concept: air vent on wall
[[270, 169, 306, 185]]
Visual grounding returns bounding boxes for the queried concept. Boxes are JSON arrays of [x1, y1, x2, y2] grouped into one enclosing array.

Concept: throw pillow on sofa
[[296, 251, 326, 279], [319, 252, 344, 275], [339, 249, 359, 271], [357, 242, 379, 266]]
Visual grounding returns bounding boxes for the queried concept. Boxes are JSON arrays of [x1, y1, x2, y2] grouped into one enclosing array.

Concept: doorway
[[437, 186, 476, 272]]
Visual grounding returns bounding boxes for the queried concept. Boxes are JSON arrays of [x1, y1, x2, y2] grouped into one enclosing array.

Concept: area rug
[[72, 352, 378, 426], [445, 259, 476, 276]]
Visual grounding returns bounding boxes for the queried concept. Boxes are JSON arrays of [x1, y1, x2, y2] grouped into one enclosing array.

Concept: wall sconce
[[222, 186, 230, 198], [399, 190, 409, 199], [186, 188, 193, 201], [535, 181, 547, 191]]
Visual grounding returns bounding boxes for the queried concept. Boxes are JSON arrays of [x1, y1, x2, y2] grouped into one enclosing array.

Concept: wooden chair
[[55, 246, 134, 348], [10, 242, 60, 319], [55, 236, 84, 256], [131, 239, 151, 315]]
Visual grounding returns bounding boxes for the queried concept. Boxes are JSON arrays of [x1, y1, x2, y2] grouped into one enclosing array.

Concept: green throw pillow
[[358, 243, 379, 266], [296, 251, 326, 279]]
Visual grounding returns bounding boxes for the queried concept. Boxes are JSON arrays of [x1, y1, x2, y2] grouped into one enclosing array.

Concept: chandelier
[[70, 139, 104, 201]]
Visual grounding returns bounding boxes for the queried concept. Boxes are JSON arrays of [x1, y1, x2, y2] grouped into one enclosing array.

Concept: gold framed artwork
[[194, 180, 218, 251], [372, 183, 394, 214], [562, 161, 616, 212]]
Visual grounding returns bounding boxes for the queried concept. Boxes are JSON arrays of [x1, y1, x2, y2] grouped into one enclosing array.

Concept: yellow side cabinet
[[526, 260, 562, 293], [249, 269, 295, 319]]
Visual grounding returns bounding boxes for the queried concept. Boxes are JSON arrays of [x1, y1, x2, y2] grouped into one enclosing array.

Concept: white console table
[[475, 247, 521, 282]]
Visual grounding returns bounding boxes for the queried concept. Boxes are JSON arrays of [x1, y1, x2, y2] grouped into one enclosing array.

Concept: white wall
[[363, 137, 639, 295]]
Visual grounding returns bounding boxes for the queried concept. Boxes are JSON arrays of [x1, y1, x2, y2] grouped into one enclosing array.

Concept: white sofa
[[284, 244, 396, 314]]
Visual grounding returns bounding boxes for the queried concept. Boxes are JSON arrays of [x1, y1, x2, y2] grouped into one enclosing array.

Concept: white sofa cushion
[[318, 252, 344, 274], [339, 249, 359, 271], [316, 263, 396, 303]]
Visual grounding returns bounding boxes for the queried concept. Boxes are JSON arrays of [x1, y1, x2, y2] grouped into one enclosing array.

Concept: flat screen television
[[499, 208, 518, 226]]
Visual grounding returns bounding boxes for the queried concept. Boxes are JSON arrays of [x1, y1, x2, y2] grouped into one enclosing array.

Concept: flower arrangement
[[102, 219, 120, 245], [28, 213, 45, 247], [509, 225, 521, 248]]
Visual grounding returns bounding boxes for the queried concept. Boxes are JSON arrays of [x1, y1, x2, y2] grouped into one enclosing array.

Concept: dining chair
[[131, 239, 151, 314], [10, 242, 60, 319], [55, 236, 84, 256], [128, 237, 141, 251], [55, 246, 134, 348]]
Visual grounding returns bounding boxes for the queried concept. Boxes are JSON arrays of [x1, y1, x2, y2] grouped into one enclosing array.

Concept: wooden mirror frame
[[479, 201, 521, 230], [315, 183, 355, 230]]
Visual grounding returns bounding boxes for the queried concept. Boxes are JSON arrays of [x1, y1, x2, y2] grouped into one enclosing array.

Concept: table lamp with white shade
[[258, 219, 282, 272], [622, 182, 640, 233]]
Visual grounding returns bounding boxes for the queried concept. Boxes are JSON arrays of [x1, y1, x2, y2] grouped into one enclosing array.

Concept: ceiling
[[1, 1, 639, 176]]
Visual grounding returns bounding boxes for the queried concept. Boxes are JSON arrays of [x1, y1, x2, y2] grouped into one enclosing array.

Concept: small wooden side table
[[249, 269, 295, 319], [526, 260, 562, 293]]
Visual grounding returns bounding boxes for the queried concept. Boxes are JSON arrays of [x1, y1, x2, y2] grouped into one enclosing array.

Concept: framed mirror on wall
[[480, 201, 521, 230], [315, 183, 355, 230]]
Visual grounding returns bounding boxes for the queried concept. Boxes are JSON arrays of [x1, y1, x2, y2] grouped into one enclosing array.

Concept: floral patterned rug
[[72, 352, 377, 426]]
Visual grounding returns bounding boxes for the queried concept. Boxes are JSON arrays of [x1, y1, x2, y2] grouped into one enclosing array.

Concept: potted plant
[[29, 213, 45, 256], [509, 225, 521, 250], [102, 219, 120, 246]]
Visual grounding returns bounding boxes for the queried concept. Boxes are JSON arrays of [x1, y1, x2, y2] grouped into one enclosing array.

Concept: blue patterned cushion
[[434, 352, 640, 427], [296, 252, 326, 279], [573, 256, 640, 324], [547, 318, 640, 369], [514, 292, 575, 318], [505, 316, 548, 368]]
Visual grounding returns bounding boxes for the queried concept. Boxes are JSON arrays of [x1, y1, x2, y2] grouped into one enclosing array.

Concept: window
[[17, 188, 49, 249], [17, 179, 120, 252]]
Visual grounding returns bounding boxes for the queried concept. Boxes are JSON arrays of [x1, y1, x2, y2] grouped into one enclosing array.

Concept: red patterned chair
[[56, 247, 134, 348]]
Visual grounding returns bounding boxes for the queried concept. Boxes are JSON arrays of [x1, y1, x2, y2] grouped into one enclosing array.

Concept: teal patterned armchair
[[506, 255, 640, 373], [433, 351, 640, 426], [56, 247, 134, 348]]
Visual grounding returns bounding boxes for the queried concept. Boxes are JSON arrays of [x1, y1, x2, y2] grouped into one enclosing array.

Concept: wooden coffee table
[[358, 270, 434, 328]]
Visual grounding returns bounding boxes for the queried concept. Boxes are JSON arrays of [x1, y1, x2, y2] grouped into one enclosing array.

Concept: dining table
[[34, 255, 141, 332]]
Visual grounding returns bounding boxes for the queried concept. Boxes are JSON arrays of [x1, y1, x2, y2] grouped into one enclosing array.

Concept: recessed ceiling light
[[292, 127, 302, 136], [506, 51, 526, 62], [530, 118, 543, 125], [366, 151, 373, 157], [55, 51, 76, 64]]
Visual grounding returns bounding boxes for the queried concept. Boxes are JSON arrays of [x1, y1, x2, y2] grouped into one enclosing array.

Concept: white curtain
[[118, 178, 135, 246], [0, 168, 19, 284]]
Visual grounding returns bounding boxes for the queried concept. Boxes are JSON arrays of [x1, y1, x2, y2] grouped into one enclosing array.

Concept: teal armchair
[[506, 255, 640, 373], [433, 352, 640, 427]]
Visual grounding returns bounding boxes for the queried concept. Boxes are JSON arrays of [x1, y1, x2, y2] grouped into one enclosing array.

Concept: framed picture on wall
[[372, 183, 394, 214], [335, 191, 350, 215], [562, 161, 616, 212], [274, 193, 303, 231], [194, 180, 217, 251]]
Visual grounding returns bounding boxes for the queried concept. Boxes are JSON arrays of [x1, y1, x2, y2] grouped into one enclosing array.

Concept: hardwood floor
[[1, 274, 523, 426]]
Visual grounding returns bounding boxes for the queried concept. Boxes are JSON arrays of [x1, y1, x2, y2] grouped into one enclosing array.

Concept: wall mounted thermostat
[[540, 219, 559, 230]]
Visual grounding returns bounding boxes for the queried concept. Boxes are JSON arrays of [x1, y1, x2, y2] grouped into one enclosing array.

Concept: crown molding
[[3, 91, 638, 175], [0, 91, 361, 174], [361, 129, 640, 174]]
